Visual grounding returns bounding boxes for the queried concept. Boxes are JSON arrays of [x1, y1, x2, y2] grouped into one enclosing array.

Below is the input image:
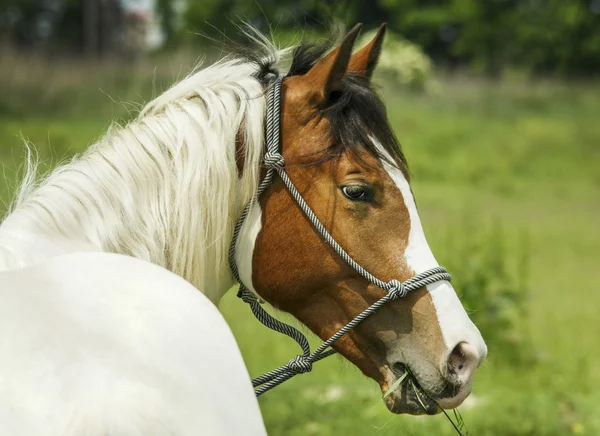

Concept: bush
[[357, 29, 434, 91]]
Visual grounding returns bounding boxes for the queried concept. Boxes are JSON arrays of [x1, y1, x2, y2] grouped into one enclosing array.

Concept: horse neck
[[0, 61, 267, 303]]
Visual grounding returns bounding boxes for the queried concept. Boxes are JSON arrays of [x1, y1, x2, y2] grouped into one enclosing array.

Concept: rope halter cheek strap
[[228, 76, 452, 397]]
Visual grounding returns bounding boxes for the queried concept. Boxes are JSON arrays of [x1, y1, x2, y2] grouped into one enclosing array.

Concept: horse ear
[[347, 23, 387, 79], [303, 23, 362, 104]]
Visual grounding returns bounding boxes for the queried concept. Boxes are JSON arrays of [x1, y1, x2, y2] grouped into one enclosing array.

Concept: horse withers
[[0, 24, 486, 435]]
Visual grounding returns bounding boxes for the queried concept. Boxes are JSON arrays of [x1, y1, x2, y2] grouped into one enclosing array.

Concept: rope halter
[[228, 76, 452, 397]]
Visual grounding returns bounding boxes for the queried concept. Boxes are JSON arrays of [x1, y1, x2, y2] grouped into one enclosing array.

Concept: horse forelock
[[284, 40, 408, 174]]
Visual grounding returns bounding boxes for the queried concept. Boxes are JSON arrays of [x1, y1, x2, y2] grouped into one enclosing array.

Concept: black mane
[[252, 37, 408, 173]]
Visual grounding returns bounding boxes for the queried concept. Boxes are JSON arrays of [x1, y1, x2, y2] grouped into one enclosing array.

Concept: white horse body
[[0, 253, 265, 435], [0, 36, 278, 435]]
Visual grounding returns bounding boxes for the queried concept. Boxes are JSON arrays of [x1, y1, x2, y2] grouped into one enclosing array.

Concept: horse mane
[[5, 29, 282, 300], [4, 26, 406, 300]]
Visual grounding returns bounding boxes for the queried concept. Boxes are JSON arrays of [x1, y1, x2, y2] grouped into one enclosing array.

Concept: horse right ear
[[347, 23, 387, 80], [302, 23, 363, 105]]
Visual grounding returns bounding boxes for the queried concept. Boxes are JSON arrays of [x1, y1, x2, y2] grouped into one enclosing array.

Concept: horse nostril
[[446, 342, 478, 380], [447, 344, 465, 374]]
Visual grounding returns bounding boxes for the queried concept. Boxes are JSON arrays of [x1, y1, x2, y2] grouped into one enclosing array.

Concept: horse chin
[[381, 380, 441, 415], [380, 369, 474, 415]]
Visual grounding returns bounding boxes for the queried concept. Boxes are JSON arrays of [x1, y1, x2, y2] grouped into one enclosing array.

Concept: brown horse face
[[236, 25, 487, 414]]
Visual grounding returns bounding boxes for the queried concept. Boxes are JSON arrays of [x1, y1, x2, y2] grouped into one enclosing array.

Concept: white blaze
[[378, 145, 487, 360]]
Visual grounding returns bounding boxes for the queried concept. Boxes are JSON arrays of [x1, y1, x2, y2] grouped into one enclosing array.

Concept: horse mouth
[[382, 363, 460, 415]]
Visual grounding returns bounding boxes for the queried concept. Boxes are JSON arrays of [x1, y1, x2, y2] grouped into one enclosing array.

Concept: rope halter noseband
[[228, 77, 452, 397]]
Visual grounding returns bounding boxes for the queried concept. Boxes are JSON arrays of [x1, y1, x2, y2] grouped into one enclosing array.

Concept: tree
[[513, 0, 600, 76], [156, 0, 176, 44], [450, 0, 519, 77]]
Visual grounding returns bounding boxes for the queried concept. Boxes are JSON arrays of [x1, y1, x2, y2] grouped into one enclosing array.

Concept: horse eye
[[341, 185, 370, 201]]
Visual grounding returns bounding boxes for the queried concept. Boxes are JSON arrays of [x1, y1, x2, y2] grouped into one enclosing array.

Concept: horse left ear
[[347, 23, 387, 79], [303, 23, 362, 104]]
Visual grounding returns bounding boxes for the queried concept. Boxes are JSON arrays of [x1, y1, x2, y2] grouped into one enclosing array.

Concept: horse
[[0, 24, 487, 435]]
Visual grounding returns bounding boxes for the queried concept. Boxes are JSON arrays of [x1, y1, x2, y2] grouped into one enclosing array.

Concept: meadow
[[0, 54, 599, 435]]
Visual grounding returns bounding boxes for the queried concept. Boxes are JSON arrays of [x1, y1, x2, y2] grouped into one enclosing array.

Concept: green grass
[[1, 56, 599, 435]]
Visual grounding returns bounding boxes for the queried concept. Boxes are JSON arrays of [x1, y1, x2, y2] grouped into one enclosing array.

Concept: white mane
[[0, 34, 284, 302]]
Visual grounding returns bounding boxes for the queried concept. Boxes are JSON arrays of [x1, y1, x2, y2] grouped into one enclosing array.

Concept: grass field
[[1, 56, 599, 435]]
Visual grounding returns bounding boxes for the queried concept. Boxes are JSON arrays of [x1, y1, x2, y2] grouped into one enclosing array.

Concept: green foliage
[[449, 0, 518, 77], [383, 80, 600, 185], [182, 0, 340, 42], [440, 220, 534, 365], [4, 0, 600, 76], [358, 29, 434, 90], [379, 0, 600, 77], [156, 0, 177, 45], [512, 0, 600, 75]]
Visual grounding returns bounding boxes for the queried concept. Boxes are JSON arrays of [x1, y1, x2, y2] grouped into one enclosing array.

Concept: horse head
[[236, 24, 487, 414]]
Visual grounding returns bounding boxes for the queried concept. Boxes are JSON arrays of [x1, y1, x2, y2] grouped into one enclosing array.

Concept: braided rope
[[228, 77, 451, 397]]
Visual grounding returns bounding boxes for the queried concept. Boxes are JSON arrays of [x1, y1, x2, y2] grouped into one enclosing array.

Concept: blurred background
[[1, 1, 599, 435]]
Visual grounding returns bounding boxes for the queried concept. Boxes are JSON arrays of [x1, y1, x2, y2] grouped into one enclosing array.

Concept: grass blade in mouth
[[382, 371, 408, 400], [382, 367, 470, 436], [407, 367, 470, 436], [411, 382, 429, 411]]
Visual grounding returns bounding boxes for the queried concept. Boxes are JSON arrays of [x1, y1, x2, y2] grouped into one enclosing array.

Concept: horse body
[[0, 44, 272, 435], [0, 252, 266, 435]]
